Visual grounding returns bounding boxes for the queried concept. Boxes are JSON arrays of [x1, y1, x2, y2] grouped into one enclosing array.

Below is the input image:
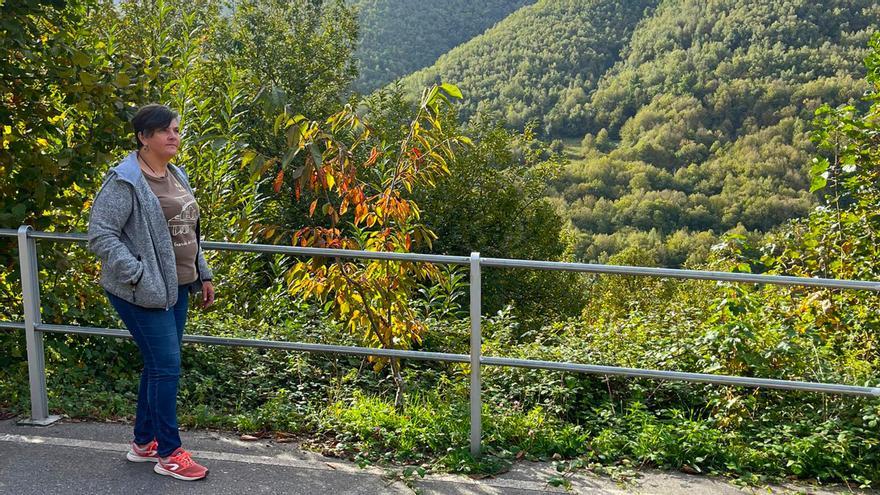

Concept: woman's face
[[140, 118, 181, 159]]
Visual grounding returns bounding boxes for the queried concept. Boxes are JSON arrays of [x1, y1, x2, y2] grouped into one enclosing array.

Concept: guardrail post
[[469, 252, 482, 456], [17, 225, 60, 426]]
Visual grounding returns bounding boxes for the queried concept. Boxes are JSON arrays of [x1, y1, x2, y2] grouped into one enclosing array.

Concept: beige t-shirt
[[143, 171, 200, 285]]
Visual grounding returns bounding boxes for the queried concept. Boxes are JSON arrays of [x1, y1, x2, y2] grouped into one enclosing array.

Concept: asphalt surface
[[0, 418, 872, 494]]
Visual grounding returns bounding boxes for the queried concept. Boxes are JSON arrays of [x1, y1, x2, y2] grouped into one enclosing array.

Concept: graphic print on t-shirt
[[144, 170, 201, 285], [169, 199, 197, 239], [168, 177, 198, 248]]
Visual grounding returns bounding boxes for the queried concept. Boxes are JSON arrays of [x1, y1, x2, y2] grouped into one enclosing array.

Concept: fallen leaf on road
[[680, 465, 699, 475]]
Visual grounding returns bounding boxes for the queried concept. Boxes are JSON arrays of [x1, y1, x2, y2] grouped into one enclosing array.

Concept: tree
[[774, 32, 880, 282], [222, 0, 359, 156], [0, 0, 152, 324], [0, 0, 147, 231], [415, 118, 585, 322], [276, 84, 470, 406]]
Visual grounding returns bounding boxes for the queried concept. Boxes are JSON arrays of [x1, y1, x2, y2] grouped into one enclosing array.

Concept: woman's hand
[[201, 281, 215, 308]]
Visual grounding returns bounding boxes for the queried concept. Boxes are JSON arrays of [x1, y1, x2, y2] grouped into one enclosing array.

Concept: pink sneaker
[[126, 440, 158, 462], [154, 447, 209, 481]]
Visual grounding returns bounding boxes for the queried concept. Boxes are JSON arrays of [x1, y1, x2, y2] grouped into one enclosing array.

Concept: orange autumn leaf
[[354, 203, 367, 224], [365, 147, 379, 167], [273, 169, 284, 193]]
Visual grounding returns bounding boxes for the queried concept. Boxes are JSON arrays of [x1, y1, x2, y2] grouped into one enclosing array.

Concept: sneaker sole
[[126, 451, 159, 463], [153, 463, 208, 481]]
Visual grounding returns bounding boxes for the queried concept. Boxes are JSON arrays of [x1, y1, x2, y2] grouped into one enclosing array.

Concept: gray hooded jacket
[[88, 151, 213, 309]]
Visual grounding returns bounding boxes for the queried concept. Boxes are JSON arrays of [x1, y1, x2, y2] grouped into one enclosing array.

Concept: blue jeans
[[107, 287, 189, 457]]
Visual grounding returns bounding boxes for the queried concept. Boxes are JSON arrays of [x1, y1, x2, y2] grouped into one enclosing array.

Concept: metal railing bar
[[22, 230, 472, 265], [469, 252, 482, 456], [0, 321, 25, 330], [481, 356, 880, 397], [27, 232, 87, 242], [202, 241, 471, 265], [480, 257, 880, 291], [35, 323, 880, 397], [36, 323, 471, 363], [19, 225, 52, 422], [0, 229, 17, 237], [15, 229, 880, 290]]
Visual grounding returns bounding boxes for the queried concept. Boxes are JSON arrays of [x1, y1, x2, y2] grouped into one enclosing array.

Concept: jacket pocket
[[131, 255, 142, 303], [129, 251, 167, 308]]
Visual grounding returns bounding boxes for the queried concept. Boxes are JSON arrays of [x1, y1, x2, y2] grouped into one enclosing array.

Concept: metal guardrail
[[1, 227, 880, 455]]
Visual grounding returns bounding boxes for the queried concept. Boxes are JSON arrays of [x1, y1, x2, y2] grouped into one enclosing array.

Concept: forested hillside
[[351, 0, 534, 92], [400, 0, 655, 131], [399, 0, 880, 265]]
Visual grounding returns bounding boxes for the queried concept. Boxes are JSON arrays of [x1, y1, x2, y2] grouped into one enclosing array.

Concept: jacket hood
[[112, 151, 142, 185], [111, 151, 184, 185]]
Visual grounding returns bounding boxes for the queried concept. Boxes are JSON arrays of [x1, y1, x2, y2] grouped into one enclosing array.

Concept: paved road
[[0, 418, 870, 494]]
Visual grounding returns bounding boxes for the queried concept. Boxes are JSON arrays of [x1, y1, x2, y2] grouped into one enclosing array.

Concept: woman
[[88, 103, 215, 481]]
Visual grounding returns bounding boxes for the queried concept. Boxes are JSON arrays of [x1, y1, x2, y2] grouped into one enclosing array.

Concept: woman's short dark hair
[[131, 104, 179, 148]]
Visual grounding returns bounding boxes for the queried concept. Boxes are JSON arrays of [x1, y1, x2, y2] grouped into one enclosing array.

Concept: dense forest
[[2, 0, 880, 487], [401, 0, 880, 266], [351, 0, 534, 92], [401, 0, 655, 132]]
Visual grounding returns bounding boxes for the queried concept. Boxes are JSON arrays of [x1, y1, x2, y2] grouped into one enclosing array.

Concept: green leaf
[[439, 82, 463, 99], [273, 113, 286, 135], [424, 86, 440, 110], [79, 72, 98, 87], [309, 143, 323, 167], [242, 150, 256, 168], [810, 157, 829, 176], [114, 72, 130, 87], [281, 148, 298, 169], [809, 157, 829, 192], [547, 475, 570, 488], [71, 50, 91, 67]]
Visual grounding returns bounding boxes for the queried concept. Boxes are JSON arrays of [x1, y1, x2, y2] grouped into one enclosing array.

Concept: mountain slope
[[585, 0, 879, 138], [399, 0, 879, 265], [555, 0, 878, 264], [400, 0, 657, 134], [352, 0, 534, 92]]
